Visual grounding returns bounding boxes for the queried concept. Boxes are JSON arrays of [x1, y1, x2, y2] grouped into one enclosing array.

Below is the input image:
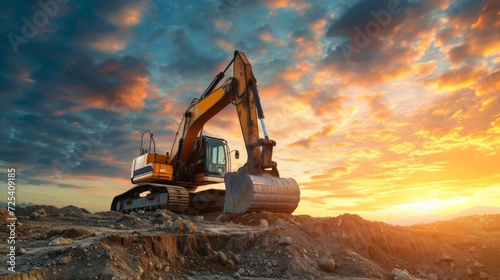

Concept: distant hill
[[0, 202, 33, 208], [384, 205, 500, 226]]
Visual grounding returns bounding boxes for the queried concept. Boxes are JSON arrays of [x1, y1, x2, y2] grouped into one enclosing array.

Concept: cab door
[[205, 138, 227, 177]]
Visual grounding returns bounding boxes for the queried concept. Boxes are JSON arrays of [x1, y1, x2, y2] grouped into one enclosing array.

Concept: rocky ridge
[[0, 205, 499, 279]]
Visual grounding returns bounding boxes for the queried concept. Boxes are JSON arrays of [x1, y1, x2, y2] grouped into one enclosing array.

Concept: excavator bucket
[[224, 173, 301, 214]]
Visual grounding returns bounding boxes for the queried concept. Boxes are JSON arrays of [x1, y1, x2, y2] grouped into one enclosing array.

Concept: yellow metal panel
[[196, 87, 225, 115], [146, 153, 170, 164], [179, 86, 231, 164], [153, 163, 173, 181], [146, 153, 155, 164]]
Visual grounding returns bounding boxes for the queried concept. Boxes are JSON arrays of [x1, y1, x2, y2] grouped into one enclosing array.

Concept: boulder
[[218, 251, 228, 266], [49, 237, 72, 246], [317, 258, 336, 272], [260, 219, 269, 229], [278, 237, 293, 246], [287, 258, 307, 277], [392, 268, 412, 280]]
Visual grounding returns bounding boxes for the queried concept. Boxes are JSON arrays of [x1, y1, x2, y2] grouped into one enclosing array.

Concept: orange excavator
[[111, 51, 300, 215]]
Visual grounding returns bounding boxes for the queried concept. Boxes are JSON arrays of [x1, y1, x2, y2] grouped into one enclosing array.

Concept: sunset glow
[[1, 0, 499, 221]]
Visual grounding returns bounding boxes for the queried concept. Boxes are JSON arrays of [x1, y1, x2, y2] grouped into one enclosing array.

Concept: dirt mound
[[59, 205, 91, 216], [0, 208, 10, 226], [94, 211, 124, 218], [217, 211, 300, 225], [1, 205, 499, 279], [45, 228, 90, 239], [15, 205, 61, 218]]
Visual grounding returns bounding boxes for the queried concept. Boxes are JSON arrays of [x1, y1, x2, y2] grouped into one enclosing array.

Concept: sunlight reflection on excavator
[[111, 51, 300, 215]]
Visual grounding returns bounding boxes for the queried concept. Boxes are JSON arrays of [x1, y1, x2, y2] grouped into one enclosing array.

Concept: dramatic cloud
[[445, 0, 499, 63]]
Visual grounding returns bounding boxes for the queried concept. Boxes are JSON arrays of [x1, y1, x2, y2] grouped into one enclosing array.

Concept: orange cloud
[[279, 67, 303, 82], [310, 18, 327, 39], [476, 69, 500, 96], [214, 38, 235, 52], [278, 61, 313, 82], [293, 37, 322, 60], [345, 125, 401, 143], [61, 57, 153, 112], [259, 81, 295, 99], [290, 19, 327, 60], [413, 60, 437, 79], [361, 92, 391, 121], [348, 149, 382, 160], [491, 115, 500, 133], [310, 69, 335, 85], [257, 28, 285, 47], [311, 165, 354, 180], [108, 4, 145, 27], [85, 1, 147, 52], [314, 95, 347, 117], [389, 142, 418, 154], [263, 0, 311, 10], [87, 37, 127, 52], [422, 65, 487, 92], [289, 125, 336, 149], [435, 27, 458, 47], [448, 0, 500, 63], [213, 19, 232, 31]]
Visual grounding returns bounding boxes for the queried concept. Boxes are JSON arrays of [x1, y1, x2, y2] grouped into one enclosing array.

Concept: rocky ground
[[0, 205, 499, 280]]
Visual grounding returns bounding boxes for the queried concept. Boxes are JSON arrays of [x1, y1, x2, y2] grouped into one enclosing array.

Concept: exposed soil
[[0, 205, 499, 280]]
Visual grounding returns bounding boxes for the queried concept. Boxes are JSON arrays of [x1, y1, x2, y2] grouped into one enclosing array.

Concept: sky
[[1, 0, 499, 221]]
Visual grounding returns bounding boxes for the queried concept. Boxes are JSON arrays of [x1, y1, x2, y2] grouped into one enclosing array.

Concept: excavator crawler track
[[111, 184, 189, 214]]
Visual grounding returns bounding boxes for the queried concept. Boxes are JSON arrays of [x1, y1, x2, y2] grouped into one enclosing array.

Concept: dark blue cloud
[[446, 0, 485, 19], [0, 1, 154, 184]]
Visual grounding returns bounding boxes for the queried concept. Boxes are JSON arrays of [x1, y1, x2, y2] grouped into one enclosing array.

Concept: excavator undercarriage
[[111, 184, 189, 214]]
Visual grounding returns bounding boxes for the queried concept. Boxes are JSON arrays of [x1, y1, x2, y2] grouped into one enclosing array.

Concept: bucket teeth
[[223, 173, 301, 214]]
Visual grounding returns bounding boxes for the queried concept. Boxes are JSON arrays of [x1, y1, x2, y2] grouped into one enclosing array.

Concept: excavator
[[111, 51, 300, 215]]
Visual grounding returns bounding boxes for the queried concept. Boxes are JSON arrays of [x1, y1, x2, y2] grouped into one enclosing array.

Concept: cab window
[[206, 139, 227, 177]]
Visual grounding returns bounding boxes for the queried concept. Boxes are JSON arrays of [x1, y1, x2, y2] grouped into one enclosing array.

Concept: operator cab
[[130, 130, 237, 185], [192, 136, 233, 183], [205, 137, 227, 176]]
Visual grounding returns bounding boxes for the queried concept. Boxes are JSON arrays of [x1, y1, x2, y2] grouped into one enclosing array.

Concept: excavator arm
[[170, 51, 279, 178], [169, 51, 300, 213], [231, 51, 279, 177]]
